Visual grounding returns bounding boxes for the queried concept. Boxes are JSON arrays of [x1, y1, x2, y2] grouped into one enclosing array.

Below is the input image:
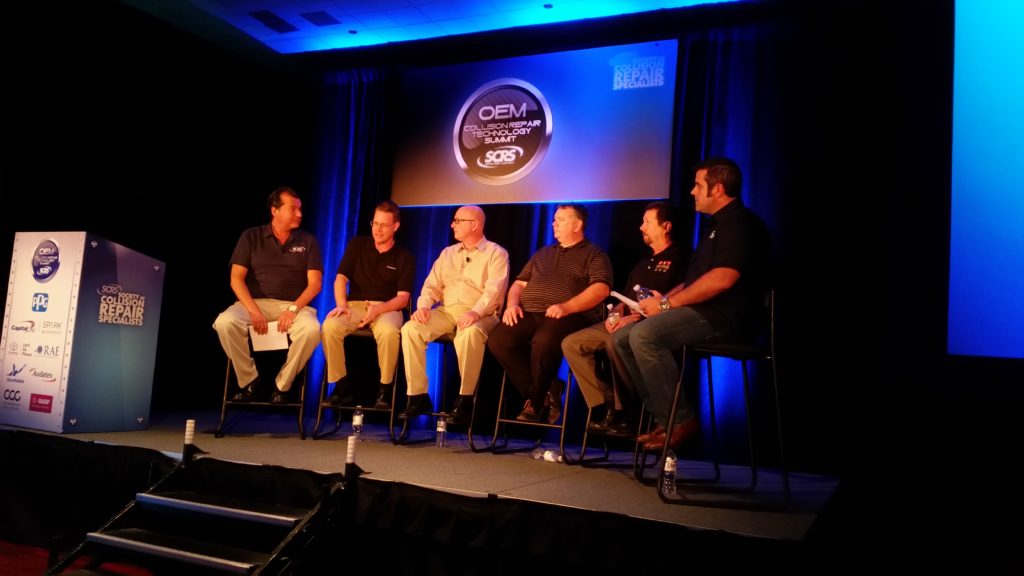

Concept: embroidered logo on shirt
[[289, 246, 306, 253], [386, 265, 397, 271], [653, 260, 672, 273]]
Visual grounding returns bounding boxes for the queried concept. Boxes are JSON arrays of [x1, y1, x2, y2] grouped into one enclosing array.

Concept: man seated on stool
[[614, 157, 771, 452], [213, 186, 323, 404], [399, 205, 509, 423], [321, 200, 415, 409], [487, 203, 613, 424], [562, 201, 688, 437]]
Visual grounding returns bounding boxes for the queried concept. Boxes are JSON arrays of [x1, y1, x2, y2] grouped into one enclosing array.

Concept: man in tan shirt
[[399, 205, 509, 425]]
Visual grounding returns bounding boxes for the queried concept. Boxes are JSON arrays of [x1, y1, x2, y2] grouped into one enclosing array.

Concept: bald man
[[399, 205, 510, 425]]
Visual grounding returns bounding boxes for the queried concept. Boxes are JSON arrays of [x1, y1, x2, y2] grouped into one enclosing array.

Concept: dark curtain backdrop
[[307, 25, 781, 465]]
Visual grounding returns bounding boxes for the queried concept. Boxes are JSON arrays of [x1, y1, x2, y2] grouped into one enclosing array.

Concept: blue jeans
[[612, 306, 717, 426]]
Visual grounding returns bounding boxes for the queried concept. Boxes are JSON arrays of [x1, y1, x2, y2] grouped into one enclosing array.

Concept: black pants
[[486, 312, 592, 409]]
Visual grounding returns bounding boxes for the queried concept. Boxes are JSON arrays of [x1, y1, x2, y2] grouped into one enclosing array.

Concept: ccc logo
[[3, 389, 21, 401]]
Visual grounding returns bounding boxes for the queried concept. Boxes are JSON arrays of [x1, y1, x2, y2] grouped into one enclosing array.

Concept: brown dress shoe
[[516, 400, 542, 422], [636, 425, 665, 444], [643, 419, 698, 451]]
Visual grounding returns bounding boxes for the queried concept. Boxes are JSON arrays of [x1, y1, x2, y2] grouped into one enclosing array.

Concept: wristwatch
[[659, 297, 672, 312], [287, 304, 299, 313]]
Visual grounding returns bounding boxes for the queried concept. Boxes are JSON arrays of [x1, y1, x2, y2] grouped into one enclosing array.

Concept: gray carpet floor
[[52, 409, 838, 542]]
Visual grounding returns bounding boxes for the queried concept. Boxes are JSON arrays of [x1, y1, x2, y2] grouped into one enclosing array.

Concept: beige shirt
[[416, 236, 510, 318]]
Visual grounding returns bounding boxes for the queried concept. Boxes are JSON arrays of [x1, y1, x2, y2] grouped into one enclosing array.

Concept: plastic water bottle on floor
[[435, 417, 448, 448], [352, 406, 364, 441], [531, 447, 562, 463], [662, 449, 677, 495]]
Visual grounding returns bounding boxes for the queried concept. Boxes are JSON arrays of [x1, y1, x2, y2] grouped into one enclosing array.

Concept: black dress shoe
[[445, 395, 474, 426], [374, 384, 393, 410], [604, 417, 635, 439], [586, 407, 615, 434], [231, 382, 259, 402], [270, 389, 291, 404], [398, 394, 433, 419], [325, 380, 354, 407]]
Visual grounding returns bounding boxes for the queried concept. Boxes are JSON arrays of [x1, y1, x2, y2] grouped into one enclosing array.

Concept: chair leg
[[313, 372, 343, 440], [215, 359, 232, 438], [488, 372, 511, 452], [297, 370, 307, 440]]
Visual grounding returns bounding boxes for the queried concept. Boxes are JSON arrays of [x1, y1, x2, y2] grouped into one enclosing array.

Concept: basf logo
[[32, 239, 60, 283], [453, 78, 552, 186], [29, 393, 53, 413]]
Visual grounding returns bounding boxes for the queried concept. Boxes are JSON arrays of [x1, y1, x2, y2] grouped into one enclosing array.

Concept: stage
[[61, 409, 833, 537], [1, 408, 858, 574]]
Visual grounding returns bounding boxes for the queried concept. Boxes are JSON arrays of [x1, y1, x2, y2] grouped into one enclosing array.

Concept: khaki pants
[[401, 305, 499, 396], [321, 301, 403, 385]]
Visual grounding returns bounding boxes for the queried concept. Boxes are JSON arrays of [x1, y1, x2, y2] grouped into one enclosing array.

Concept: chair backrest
[[689, 288, 775, 360]]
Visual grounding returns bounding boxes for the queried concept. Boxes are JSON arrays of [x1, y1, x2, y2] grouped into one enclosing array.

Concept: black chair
[[313, 305, 410, 442], [216, 337, 308, 439], [483, 366, 577, 463], [646, 289, 789, 510]]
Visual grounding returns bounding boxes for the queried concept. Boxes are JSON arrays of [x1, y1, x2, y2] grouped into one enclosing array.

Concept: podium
[[1, 232, 165, 433]]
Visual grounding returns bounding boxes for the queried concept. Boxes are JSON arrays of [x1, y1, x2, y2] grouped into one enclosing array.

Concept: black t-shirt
[[230, 225, 323, 301], [686, 200, 772, 340], [337, 236, 415, 301], [624, 242, 689, 297]]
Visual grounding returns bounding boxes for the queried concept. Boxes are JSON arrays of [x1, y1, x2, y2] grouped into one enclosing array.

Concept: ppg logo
[[32, 293, 49, 312], [3, 389, 21, 401]]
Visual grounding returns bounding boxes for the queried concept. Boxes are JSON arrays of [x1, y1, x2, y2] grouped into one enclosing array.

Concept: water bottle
[[662, 449, 677, 495], [606, 303, 620, 327], [435, 417, 448, 448], [352, 406, 364, 441], [633, 284, 653, 302]]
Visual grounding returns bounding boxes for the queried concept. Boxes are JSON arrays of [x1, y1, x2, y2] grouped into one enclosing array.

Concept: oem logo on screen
[[453, 78, 553, 186]]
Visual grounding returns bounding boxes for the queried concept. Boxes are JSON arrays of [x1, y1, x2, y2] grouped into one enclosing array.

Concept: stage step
[[136, 491, 310, 527], [86, 528, 268, 573], [46, 458, 344, 576]]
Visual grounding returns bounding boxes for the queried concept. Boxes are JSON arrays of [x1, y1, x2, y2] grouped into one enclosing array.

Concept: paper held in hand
[[609, 291, 648, 318], [248, 321, 289, 351]]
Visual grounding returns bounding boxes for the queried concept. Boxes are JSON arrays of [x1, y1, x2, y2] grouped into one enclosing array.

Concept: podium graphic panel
[[1, 232, 165, 433]]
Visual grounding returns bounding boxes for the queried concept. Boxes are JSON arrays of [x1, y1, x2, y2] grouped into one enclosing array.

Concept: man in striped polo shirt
[[487, 204, 613, 423]]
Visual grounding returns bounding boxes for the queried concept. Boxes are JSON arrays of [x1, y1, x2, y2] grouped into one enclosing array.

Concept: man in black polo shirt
[[213, 187, 323, 404], [321, 200, 415, 409], [614, 157, 771, 451], [487, 203, 613, 423], [561, 200, 688, 437]]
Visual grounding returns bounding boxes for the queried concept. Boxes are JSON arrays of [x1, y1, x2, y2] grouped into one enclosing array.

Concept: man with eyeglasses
[[399, 205, 509, 424], [321, 199, 415, 409]]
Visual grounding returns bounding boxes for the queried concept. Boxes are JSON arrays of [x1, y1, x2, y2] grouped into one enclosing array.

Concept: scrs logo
[[453, 78, 552, 186], [32, 239, 61, 283]]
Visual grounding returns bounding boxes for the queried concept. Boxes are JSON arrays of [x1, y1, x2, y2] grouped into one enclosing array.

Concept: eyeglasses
[[451, 218, 476, 224], [369, 221, 394, 229]]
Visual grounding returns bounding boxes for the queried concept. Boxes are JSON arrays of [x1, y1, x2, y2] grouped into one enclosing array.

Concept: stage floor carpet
[[52, 409, 839, 544]]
